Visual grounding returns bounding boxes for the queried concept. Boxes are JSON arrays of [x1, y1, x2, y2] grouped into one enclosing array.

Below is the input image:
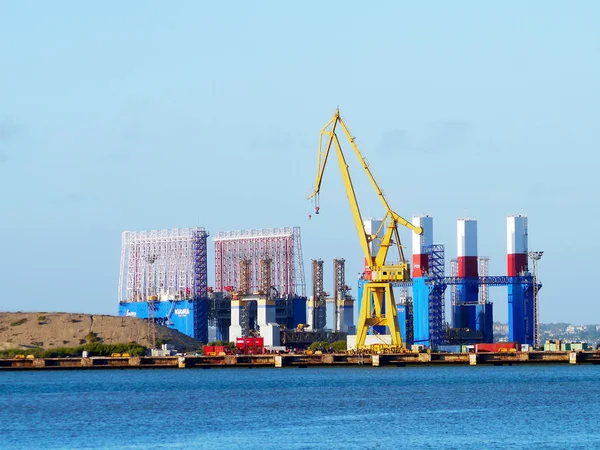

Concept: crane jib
[[307, 108, 423, 351]]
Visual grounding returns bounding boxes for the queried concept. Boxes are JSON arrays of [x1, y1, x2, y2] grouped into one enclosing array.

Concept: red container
[[245, 337, 255, 347], [236, 338, 246, 350], [203, 345, 215, 356], [255, 337, 264, 348], [475, 342, 520, 353], [475, 343, 494, 352], [214, 345, 226, 354]]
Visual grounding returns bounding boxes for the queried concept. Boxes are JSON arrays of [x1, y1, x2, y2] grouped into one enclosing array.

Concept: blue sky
[[0, 1, 598, 324]]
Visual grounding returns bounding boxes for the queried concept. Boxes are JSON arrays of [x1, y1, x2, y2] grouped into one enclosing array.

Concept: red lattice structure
[[214, 227, 305, 297]]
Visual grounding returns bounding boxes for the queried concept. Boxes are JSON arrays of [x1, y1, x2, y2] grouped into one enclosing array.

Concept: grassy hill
[[0, 312, 203, 352]]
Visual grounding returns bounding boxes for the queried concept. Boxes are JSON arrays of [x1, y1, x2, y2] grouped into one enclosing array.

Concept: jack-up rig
[[308, 108, 422, 351]]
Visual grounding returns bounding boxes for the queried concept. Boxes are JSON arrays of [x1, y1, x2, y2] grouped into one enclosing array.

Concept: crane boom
[[308, 109, 422, 272], [308, 109, 423, 350]]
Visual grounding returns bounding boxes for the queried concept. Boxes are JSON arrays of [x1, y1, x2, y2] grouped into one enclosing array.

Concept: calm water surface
[[1, 365, 599, 449]]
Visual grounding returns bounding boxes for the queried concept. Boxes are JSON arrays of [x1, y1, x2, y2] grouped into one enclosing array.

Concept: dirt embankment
[[0, 312, 202, 351]]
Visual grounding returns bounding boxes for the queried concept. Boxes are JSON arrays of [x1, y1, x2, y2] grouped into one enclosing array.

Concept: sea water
[[1, 365, 599, 449]]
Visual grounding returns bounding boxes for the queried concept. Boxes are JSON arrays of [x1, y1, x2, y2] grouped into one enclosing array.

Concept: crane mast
[[308, 109, 422, 350]]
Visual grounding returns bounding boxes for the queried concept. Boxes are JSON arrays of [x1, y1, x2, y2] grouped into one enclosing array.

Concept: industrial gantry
[[308, 109, 422, 351]]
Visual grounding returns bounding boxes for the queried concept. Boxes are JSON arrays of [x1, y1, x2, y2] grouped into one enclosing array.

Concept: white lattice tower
[[450, 259, 459, 307], [144, 254, 158, 349], [397, 286, 410, 305], [478, 257, 490, 304], [528, 251, 543, 347], [293, 227, 306, 296]]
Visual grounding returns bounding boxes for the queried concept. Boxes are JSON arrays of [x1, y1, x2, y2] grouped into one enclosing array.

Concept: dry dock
[[1, 351, 600, 370]]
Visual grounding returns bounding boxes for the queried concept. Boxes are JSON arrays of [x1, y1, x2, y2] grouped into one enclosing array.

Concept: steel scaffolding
[[396, 286, 414, 347], [423, 244, 447, 348], [311, 259, 326, 330], [213, 227, 306, 296], [119, 228, 209, 302], [450, 259, 458, 327], [260, 258, 273, 297], [478, 257, 490, 304], [293, 228, 306, 297], [333, 258, 348, 332], [333, 259, 347, 301], [239, 259, 251, 295], [118, 227, 209, 343], [528, 251, 544, 347]]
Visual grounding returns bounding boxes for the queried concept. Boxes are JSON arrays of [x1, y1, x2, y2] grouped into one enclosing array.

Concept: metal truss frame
[[213, 227, 306, 296], [118, 227, 208, 303]]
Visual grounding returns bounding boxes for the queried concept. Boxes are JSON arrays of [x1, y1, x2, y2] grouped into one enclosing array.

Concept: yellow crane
[[308, 109, 422, 350]]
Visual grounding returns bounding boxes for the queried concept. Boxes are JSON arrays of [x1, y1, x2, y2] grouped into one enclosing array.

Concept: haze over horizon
[[1, 2, 599, 324]]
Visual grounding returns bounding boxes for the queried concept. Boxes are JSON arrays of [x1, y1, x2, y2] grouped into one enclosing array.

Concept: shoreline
[[2, 350, 599, 370]]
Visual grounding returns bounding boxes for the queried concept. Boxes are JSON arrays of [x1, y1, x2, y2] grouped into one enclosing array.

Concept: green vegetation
[[79, 342, 146, 357], [85, 332, 99, 344], [10, 318, 27, 327], [37, 315, 47, 322], [330, 340, 348, 352], [0, 342, 147, 359], [208, 340, 235, 350], [308, 340, 347, 352]]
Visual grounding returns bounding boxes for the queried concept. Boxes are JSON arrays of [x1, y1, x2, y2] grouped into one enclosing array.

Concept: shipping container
[[475, 342, 520, 353], [438, 345, 462, 353], [544, 340, 561, 352], [214, 345, 226, 354], [255, 337, 264, 348], [203, 345, 215, 356]]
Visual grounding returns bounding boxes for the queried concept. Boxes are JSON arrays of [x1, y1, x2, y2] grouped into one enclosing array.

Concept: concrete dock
[[1, 351, 600, 370]]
